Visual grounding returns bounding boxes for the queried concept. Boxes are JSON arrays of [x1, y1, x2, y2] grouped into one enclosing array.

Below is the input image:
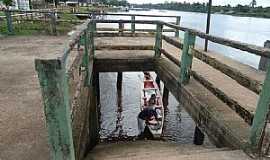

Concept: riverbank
[[132, 3, 270, 19]]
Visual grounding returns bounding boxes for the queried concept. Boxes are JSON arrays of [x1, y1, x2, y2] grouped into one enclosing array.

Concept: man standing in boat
[[137, 107, 158, 137]]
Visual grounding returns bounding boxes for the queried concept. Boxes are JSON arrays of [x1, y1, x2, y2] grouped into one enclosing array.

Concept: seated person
[[144, 72, 151, 80], [148, 94, 156, 108], [148, 94, 162, 120], [137, 107, 158, 135]]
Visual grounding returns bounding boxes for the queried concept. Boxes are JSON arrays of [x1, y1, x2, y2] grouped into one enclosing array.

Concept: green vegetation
[[0, 11, 5, 16], [133, 2, 270, 18], [2, 0, 14, 6], [100, 0, 128, 6], [0, 20, 75, 35], [0, 13, 79, 36]]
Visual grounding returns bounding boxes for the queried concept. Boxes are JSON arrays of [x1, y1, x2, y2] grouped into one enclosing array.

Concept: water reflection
[[100, 72, 199, 144]]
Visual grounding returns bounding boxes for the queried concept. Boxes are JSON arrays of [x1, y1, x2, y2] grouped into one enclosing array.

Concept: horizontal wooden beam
[[162, 36, 262, 94], [162, 35, 183, 49], [160, 50, 254, 124], [94, 51, 155, 72], [97, 28, 175, 33], [91, 12, 180, 18], [94, 58, 155, 72], [96, 32, 154, 37], [161, 49, 180, 66], [3, 9, 180, 18], [162, 22, 270, 58], [191, 48, 262, 94], [92, 19, 159, 25], [95, 45, 154, 50], [155, 57, 250, 150]]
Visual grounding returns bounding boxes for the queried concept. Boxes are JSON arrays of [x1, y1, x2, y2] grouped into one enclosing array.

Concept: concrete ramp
[[85, 140, 252, 160]]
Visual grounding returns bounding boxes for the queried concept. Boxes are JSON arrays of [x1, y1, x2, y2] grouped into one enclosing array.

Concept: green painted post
[[50, 12, 57, 36], [249, 63, 270, 151], [119, 21, 124, 34], [131, 16, 135, 33], [89, 21, 96, 57], [155, 23, 163, 57], [35, 59, 75, 160], [83, 29, 90, 86], [180, 31, 196, 84], [175, 16, 180, 37], [5, 10, 14, 34]]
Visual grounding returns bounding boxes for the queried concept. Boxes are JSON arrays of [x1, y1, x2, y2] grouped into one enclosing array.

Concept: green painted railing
[[35, 19, 94, 160]]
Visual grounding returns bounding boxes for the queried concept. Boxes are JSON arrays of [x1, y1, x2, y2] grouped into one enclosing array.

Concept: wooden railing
[[91, 19, 270, 155], [1, 10, 181, 36], [34, 17, 270, 159], [35, 20, 98, 160]]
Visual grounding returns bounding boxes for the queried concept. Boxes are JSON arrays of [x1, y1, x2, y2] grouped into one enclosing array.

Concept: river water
[[98, 10, 270, 144]]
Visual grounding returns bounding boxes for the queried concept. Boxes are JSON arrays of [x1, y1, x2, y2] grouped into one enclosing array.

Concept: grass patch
[[0, 11, 5, 16], [0, 20, 77, 36]]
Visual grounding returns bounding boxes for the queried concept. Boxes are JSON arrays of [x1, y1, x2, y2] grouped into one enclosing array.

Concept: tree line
[[132, 2, 270, 18]]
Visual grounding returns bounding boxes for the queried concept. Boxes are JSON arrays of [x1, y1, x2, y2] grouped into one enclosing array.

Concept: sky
[[128, 0, 270, 7]]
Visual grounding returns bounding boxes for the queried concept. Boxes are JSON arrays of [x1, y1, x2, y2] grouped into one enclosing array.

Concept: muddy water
[[99, 72, 203, 144]]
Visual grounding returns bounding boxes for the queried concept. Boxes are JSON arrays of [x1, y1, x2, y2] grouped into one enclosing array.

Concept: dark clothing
[[138, 108, 158, 120]]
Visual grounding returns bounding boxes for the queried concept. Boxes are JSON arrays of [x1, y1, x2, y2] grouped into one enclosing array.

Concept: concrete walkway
[[0, 36, 67, 160]]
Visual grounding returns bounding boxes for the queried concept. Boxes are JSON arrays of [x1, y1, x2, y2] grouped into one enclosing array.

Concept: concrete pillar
[[162, 86, 169, 110], [93, 72, 100, 106], [193, 126, 205, 145], [155, 76, 161, 89], [259, 40, 270, 71]]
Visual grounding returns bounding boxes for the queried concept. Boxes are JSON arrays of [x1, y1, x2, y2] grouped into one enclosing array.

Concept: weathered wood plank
[[162, 35, 183, 49], [97, 28, 175, 32], [162, 36, 262, 94], [161, 49, 254, 124], [191, 48, 262, 94], [96, 32, 154, 37], [180, 31, 196, 84], [95, 45, 154, 50], [155, 57, 250, 150], [162, 21, 270, 58], [35, 59, 75, 160], [94, 51, 155, 72]]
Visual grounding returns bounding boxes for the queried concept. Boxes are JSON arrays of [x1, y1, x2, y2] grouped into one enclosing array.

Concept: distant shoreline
[[146, 8, 270, 19], [132, 6, 270, 19]]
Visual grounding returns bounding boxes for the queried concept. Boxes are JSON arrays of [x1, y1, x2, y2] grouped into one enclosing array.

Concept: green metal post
[[5, 10, 14, 34], [180, 31, 196, 84], [90, 21, 96, 57], [175, 16, 180, 37], [131, 16, 135, 33], [155, 23, 163, 57], [250, 63, 270, 151], [35, 59, 75, 160], [83, 29, 90, 86], [50, 12, 57, 36]]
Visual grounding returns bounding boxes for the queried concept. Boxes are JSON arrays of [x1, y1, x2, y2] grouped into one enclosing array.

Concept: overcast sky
[[128, 0, 270, 7]]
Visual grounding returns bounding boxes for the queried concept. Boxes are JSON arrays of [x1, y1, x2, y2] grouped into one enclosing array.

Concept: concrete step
[[100, 150, 252, 160], [84, 141, 251, 160]]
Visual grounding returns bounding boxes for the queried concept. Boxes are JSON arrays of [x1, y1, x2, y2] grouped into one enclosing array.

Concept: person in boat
[[137, 107, 158, 136], [144, 72, 151, 80], [148, 94, 156, 108], [148, 94, 162, 120]]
